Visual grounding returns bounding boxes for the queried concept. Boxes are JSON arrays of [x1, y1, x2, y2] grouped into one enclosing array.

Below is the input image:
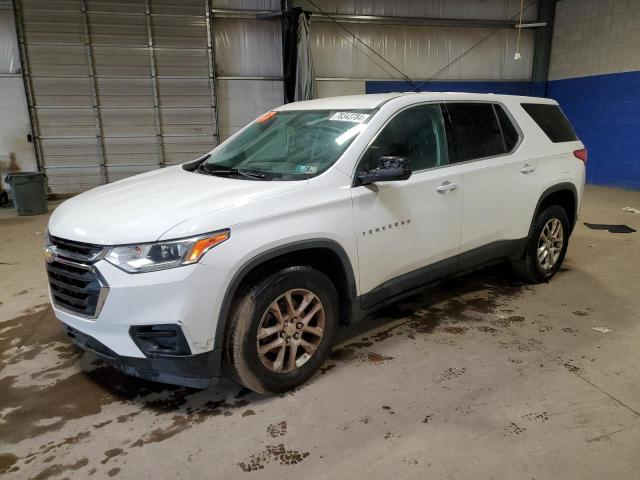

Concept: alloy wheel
[[537, 218, 564, 270], [256, 289, 325, 373]]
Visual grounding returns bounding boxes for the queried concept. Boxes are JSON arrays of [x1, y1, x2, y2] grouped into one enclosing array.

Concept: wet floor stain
[[505, 422, 526, 435], [438, 367, 467, 383], [266, 421, 287, 438], [100, 448, 126, 465], [521, 411, 549, 423], [563, 360, 583, 374], [383, 431, 402, 440], [237, 444, 310, 472], [0, 453, 18, 474], [442, 326, 468, 335], [0, 265, 537, 476], [455, 406, 474, 416], [319, 363, 336, 374], [31, 457, 89, 480]]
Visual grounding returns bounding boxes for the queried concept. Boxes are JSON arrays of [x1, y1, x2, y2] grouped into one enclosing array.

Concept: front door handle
[[520, 164, 536, 174], [436, 181, 458, 193]]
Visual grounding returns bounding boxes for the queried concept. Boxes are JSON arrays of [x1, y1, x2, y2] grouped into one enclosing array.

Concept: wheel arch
[[212, 239, 358, 351], [530, 182, 578, 236]]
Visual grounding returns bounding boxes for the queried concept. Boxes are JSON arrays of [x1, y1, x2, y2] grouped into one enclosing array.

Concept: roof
[[274, 92, 556, 111], [275, 93, 408, 111]]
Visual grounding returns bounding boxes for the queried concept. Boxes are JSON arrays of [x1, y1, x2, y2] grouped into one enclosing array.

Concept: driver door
[[351, 103, 463, 308]]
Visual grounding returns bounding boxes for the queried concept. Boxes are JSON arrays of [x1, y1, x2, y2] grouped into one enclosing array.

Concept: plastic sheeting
[[293, 0, 536, 21], [214, 18, 282, 77], [0, 9, 20, 74], [295, 14, 316, 101], [311, 22, 534, 81]]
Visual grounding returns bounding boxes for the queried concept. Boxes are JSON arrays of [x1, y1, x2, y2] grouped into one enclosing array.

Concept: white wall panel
[[316, 79, 365, 97], [217, 79, 283, 141], [214, 18, 282, 77], [311, 22, 534, 81]]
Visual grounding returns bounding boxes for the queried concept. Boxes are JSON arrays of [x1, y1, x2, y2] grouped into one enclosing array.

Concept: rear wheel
[[224, 266, 338, 394], [512, 205, 569, 283]]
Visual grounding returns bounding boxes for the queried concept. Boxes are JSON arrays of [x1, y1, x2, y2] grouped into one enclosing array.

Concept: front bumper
[[64, 323, 221, 388], [48, 255, 232, 388]]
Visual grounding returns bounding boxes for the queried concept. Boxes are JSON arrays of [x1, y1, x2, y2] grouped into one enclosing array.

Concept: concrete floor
[[1, 185, 639, 479]]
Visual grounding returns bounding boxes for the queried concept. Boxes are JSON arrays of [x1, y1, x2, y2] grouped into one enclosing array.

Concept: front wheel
[[224, 266, 338, 394], [512, 205, 570, 283]]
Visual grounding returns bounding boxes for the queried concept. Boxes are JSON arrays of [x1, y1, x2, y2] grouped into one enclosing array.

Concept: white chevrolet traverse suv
[[45, 92, 586, 393]]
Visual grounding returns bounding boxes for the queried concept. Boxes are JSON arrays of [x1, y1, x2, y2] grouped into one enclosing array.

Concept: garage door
[[14, 0, 219, 194]]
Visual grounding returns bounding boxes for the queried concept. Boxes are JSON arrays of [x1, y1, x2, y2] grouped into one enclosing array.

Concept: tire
[[512, 205, 570, 283], [224, 265, 339, 394]]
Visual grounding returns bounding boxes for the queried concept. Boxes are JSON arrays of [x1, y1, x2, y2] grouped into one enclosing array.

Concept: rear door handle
[[436, 181, 458, 193], [520, 164, 536, 174]]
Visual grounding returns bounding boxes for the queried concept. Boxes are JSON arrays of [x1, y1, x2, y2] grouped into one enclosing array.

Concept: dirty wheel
[[512, 205, 570, 283], [225, 266, 338, 394], [257, 289, 326, 373]]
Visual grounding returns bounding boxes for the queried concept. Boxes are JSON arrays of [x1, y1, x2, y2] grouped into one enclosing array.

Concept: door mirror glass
[[356, 156, 412, 186]]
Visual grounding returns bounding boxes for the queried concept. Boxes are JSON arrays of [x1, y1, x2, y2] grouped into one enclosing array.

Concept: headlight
[[105, 229, 230, 273]]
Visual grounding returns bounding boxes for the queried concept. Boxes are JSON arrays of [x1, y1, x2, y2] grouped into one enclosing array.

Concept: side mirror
[[356, 156, 412, 186]]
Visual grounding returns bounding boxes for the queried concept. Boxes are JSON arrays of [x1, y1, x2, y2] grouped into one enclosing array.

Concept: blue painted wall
[[366, 72, 640, 190], [547, 71, 640, 190]]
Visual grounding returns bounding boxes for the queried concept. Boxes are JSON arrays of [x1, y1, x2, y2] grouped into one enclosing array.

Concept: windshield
[[197, 109, 374, 180]]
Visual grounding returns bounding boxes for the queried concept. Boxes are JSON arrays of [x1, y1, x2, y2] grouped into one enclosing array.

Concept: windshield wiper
[[197, 164, 269, 180]]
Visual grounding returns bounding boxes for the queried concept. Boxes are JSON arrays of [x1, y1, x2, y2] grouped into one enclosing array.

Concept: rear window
[[443, 103, 518, 163], [521, 103, 577, 143]]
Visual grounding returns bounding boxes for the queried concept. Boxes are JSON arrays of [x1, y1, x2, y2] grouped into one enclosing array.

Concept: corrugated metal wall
[[15, 0, 219, 194]]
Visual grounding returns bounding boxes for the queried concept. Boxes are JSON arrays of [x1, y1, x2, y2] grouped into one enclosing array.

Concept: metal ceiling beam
[[214, 8, 533, 30]]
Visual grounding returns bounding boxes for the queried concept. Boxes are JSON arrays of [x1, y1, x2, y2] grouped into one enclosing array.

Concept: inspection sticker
[[329, 112, 370, 123], [295, 165, 318, 174]]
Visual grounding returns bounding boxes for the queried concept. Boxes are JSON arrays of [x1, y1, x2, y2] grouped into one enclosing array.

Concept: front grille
[[50, 235, 105, 262], [47, 260, 106, 317]]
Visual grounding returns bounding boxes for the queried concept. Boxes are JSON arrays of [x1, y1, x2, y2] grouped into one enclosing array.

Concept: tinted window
[[360, 104, 447, 173], [443, 103, 505, 163], [495, 105, 519, 152], [521, 103, 577, 143]]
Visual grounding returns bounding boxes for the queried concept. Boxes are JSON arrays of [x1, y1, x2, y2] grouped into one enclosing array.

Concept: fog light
[[129, 324, 191, 357]]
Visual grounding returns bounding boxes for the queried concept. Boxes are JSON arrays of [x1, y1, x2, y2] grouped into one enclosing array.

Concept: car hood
[[48, 166, 306, 245]]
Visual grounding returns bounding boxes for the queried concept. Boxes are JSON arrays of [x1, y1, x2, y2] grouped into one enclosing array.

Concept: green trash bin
[[5, 172, 48, 216]]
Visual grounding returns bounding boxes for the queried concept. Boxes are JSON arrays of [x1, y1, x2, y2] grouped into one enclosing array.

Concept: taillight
[[573, 148, 588, 163]]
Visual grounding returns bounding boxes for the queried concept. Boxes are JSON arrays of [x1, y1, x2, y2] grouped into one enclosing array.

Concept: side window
[[495, 105, 519, 152], [521, 103, 577, 143], [443, 103, 506, 163], [359, 104, 448, 173]]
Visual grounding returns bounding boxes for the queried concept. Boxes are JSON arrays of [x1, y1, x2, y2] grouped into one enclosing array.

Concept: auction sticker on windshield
[[329, 112, 370, 123]]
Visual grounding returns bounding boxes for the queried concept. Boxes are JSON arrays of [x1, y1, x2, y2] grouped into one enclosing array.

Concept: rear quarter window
[[521, 103, 578, 143]]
